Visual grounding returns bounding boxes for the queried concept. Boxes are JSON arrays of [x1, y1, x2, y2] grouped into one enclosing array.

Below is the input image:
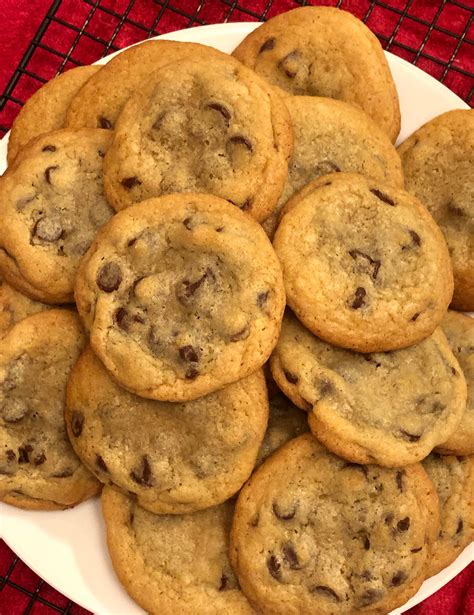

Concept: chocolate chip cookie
[[0, 310, 100, 510], [262, 95, 404, 237], [230, 434, 439, 615], [67, 346, 268, 514], [66, 40, 231, 130], [7, 66, 99, 165], [274, 173, 453, 352], [75, 194, 285, 401], [103, 55, 293, 222], [0, 281, 50, 339], [436, 311, 474, 455], [422, 453, 474, 577], [232, 6, 400, 142], [0, 129, 114, 303], [101, 486, 254, 615], [270, 312, 466, 467], [398, 110, 474, 311]]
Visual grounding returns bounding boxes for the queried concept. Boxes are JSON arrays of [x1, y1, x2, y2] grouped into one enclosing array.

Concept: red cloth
[[0, 1, 472, 613]]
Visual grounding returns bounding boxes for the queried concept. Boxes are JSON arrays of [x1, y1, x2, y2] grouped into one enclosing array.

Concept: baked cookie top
[[101, 487, 254, 615], [0, 281, 50, 339], [103, 55, 292, 222], [437, 311, 474, 455], [0, 129, 114, 303], [230, 434, 439, 615], [232, 6, 400, 142], [270, 312, 466, 466], [273, 173, 453, 352], [67, 346, 268, 514], [398, 109, 474, 311], [0, 310, 99, 510], [7, 65, 99, 164], [75, 194, 285, 401]]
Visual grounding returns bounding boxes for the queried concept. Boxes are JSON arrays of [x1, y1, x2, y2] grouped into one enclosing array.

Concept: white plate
[[0, 21, 472, 615]]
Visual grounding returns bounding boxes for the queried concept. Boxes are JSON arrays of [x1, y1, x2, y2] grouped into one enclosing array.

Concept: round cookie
[[398, 110, 474, 311], [101, 486, 254, 615], [274, 173, 453, 352], [103, 55, 293, 222], [0, 310, 99, 510], [270, 312, 466, 467], [0, 129, 114, 304], [436, 311, 474, 455], [230, 434, 439, 615], [0, 281, 50, 339], [66, 40, 234, 130], [7, 65, 99, 165], [232, 6, 400, 142], [422, 453, 474, 577], [263, 96, 404, 237], [66, 346, 268, 514], [75, 194, 285, 402]]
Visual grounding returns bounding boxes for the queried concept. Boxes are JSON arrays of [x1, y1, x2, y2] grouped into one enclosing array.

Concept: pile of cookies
[[0, 6, 473, 614]]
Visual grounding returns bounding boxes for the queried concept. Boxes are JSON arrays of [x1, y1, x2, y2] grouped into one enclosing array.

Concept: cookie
[[75, 194, 285, 401], [7, 65, 99, 165], [232, 6, 400, 142], [436, 311, 474, 455], [66, 346, 268, 514], [66, 40, 232, 130], [256, 383, 308, 466], [101, 486, 254, 615], [270, 312, 466, 467], [262, 96, 404, 237], [0, 310, 100, 510], [103, 55, 293, 222], [0, 280, 50, 338], [398, 109, 474, 311], [422, 453, 474, 577], [274, 173, 453, 352], [230, 434, 439, 615], [0, 129, 114, 303]]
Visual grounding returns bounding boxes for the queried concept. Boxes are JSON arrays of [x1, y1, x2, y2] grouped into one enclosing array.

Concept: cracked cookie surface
[[270, 312, 466, 466], [67, 346, 268, 514], [232, 6, 400, 142], [0, 129, 114, 303], [0, 310, 99, 510], [103, 55, 292, 222], [101, 486, 254, 615], [398, 110, 474, 311], [75, 194, 285, 401], [230, 434, 439, 615], [274, 173, 453, 352]]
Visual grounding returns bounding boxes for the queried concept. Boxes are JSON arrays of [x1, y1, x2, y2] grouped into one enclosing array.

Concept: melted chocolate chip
[[121, 177, 141, 189], [115, 307, 129, 330], [409, 230, 421, 246], [230, 326, 250, 342], [391, 571, 407, 586], [33, 453, 46, 466], [257, 291, 269, 307], [33, 216, 63, 242], [282, 543, 301, 569], [411, 312, 420, 322], [207, 102, 231, 125], [219, 574, 228, 591], [456, 519, 463, 534], [351, 287, 366, 309], [44, 165, 59, 184], [99, 116, 113, 129], [42, 144, 56, 152], [176, 271, 209, 303], [179, 345, 200, 363], [18, 445, 33, 464], [130, 455, 154, 487], [71, 410, 84, 437], [96, 455, 108, 472], [228, 134, 253, 152], [397, 517, 410, 532], [97, 262, 122, 292], [411, 547, 423, 553], [283, 370, 298, 384], [349, 250, 381, 280], [259, 38, 275, 53], [267, 555, 282, 580], [310, 586, 340, 602], [185, 366, 199, 380], [6, 450, 16, 462], [357, 589, 383, 607], [399, 430, 421, 442], [278, 50, 301, 78], [52, 468, 73, 478], [272, 501, 297, 520], [396, 470, 405, 492], [370, 188, 395, 206]]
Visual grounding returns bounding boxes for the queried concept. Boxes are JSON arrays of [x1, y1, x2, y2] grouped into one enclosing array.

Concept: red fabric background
[[0, 0, 473, 613]]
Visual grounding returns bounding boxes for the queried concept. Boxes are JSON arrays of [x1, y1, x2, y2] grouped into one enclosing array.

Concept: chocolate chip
[[179, 345, 200, 363], [183, 217, 193, 230], [282, 543, 301, 569], [240, 198, 253, 211], [42, 144, 56, 152], [98, 150, 105, 158], [114, 307, 129, 330], [250, 513, 259, 527], [52, 468, 73, 478], [185, 366, 199, 380], [99, 116, 113, 129], [363, 355, 382, 368], [396, 470, 405, 492], [349, 250, 381, 280], [447, 202, 464, 216], [411, 312, 420, 322], [278, 50, 301, 78], [283, 370, 298, 384], [456, 519, 463, 534], [384, 512, 394, 525], [398, 430, 421, 442], [310, 586, 340, 602], [6, 450, 16, 462], [130, 455, 154, 487], [315, 160, 341, 175], [259, 38, 275, 53], [18, 445, 33, 464], [44, 165, 59, 184], [33, 216, 63, 242], [409, 230, 421, 246], [33, 453, 46, 466], [267, 555, 282, 581], [272, 501, 297, 520], [207, 102, 231, 125], [71, 411, 84, 437], [219, 574, 228, 591], [230, 326, 249, 342], [96, 455, 108, 472], [350, 287, 366, 309], [215, 226, 224, 232], [397, 517, 410, 532], [452, 367, 458, 376], [228, 134, 253, 152], [121, 177, 141, 189], [129, 510, 135, 525], [357, 589, 383, 607], [391, 571, 407, 586], [363, 534, 370, 550], [370, 188, 395, 206], [257, 291, 269, 307], [176, 271, 209, 303], [97, 262, 122, 292], [411, 547, 423, 553]]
